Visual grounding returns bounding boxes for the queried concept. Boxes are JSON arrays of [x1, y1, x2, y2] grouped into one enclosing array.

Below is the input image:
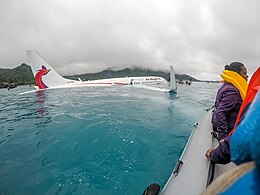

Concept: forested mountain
[[0, 63, 34, 85], [0, 64, 199, 86], [64, 67, 199, 82]]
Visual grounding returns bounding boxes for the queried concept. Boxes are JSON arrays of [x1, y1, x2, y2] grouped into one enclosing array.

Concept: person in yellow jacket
[[211, 62, 248, 141]]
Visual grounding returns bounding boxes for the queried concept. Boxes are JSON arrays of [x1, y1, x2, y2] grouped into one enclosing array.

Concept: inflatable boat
[[159, 109, 235, 195], [143, 67, 260, 195]]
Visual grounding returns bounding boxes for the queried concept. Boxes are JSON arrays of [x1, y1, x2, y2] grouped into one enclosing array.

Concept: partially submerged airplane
[[21, 50, 176, 94]]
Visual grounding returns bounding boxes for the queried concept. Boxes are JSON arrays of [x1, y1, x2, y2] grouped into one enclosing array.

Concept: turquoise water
[[0, 83, 219, 194]]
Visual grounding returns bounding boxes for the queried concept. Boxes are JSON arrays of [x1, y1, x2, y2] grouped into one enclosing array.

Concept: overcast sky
[[0, 0, 259, 80]]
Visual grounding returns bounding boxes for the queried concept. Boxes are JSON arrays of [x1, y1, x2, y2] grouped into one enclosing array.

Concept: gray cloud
[[0, 0, 259, 80]]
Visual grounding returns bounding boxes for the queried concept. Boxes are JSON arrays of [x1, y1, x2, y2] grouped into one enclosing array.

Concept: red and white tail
[[26, 50, 76, 89]]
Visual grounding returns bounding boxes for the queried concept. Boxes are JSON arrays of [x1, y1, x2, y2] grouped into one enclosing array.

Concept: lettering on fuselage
[[67, 81, 76, 84], [145, 78, 161, 81]]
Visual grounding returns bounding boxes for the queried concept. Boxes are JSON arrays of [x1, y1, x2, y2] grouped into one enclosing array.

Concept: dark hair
[[224, 62, 245, 74]]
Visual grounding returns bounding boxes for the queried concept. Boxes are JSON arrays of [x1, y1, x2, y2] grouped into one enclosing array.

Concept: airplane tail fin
[[169, 65, 177, 92], [26, 50, 75, 89]]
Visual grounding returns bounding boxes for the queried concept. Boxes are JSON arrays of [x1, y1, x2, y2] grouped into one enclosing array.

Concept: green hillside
[[64, 67, 199, 82], [0, 63, 34, 85], [0, 64, 199, 87]]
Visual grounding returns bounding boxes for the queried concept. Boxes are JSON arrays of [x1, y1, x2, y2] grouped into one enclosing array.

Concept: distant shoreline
[[0, 64, 220, 86]]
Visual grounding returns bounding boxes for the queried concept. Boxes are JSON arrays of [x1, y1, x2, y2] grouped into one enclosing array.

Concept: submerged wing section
[[169, 65, 177, 92], [131, 65, 177, 93]]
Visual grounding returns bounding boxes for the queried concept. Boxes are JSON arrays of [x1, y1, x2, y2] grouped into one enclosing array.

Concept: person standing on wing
[[212, 62, 248, 140]]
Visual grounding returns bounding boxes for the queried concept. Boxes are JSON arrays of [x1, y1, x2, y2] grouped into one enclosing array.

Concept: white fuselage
[[23, 50, 175, 94], [70, 76, 166, 86], [31, 76, 167, 90]]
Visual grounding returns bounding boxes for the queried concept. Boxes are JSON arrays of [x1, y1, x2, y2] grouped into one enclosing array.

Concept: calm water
[[0, 82, 219, 194]]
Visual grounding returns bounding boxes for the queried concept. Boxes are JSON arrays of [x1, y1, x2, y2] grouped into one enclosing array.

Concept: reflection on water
[[35, 91, 46, 104], [35, 91, 48, 117], [168, 91, 177, 100], [34, 91, 51, 128]]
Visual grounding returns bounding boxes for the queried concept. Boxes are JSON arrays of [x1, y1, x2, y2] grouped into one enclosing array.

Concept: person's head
[[225, 62, 248, 81]]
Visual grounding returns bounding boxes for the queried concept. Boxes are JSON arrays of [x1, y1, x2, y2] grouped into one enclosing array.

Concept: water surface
[[0, 82, 219, 194]]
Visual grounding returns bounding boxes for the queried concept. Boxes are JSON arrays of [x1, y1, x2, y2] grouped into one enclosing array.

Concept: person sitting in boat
[[212, 62, 248, 140], [205, 67, 260, 165], [205, 88, 256, 164], [202, 89, 260, 195]]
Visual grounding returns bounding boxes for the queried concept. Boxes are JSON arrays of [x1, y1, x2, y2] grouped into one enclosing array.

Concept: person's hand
[[205, 148, 214, 160]]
